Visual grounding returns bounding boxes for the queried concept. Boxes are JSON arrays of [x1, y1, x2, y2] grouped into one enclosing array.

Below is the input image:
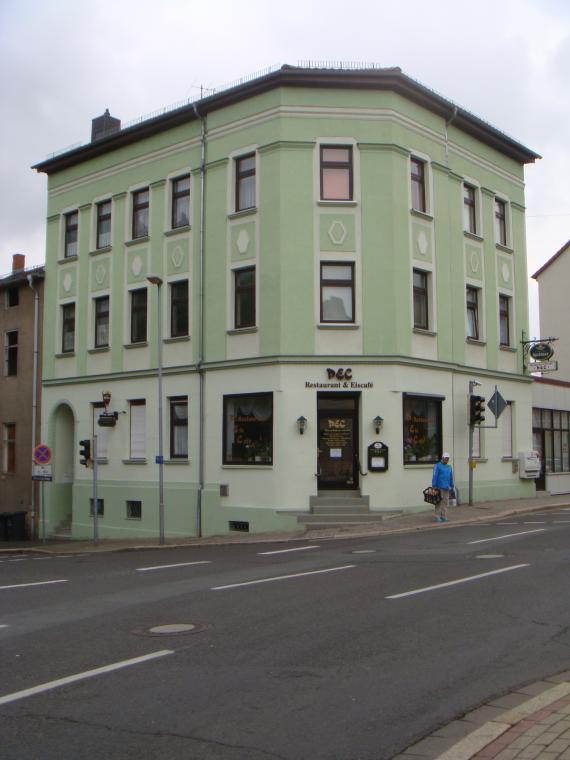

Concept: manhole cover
[[134, 623, 208, 637]]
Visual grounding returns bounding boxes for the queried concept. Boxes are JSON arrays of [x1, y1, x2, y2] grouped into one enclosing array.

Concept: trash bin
[[0, 512, 27, 541]]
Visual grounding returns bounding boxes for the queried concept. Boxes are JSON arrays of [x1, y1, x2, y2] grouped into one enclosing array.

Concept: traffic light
[[469, 395, 486, 425], [79, 438, 91, 467]]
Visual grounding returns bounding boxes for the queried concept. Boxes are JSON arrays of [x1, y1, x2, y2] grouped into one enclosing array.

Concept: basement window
[[229, 520, 249, 532]]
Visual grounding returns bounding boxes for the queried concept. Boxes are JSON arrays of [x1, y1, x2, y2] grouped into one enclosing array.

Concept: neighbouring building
[[33, 64, 541, 540], [0, 254, 44, 539], [531, 239, 570, 494]]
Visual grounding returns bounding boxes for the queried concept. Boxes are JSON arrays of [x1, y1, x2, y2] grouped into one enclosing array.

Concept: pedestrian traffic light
[[469, 395, 486, 425], [79, 438, 91, 467]]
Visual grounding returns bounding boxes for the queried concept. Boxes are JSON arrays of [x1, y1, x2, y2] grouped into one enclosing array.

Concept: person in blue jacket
[[432, 452, 454, 522]]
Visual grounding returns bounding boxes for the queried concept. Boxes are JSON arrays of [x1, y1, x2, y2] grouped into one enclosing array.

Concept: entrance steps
[[297, 492, 402, 528]]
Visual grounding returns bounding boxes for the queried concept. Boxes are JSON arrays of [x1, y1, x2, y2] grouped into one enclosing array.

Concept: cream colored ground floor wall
[[41, 361, 536, 539]]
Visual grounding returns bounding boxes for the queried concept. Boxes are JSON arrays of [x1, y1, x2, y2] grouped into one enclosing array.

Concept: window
[[6, 286, 19, 307], [235, 154, 256, 212], [320, 146, 353, 201], [403, 395, 442, 465], [2, 423, 16, 474], [410, 158, 426, 212], [89, 498, 104, 516], [533, 408, 570, 473], [463, 184, 477, 234], [170, 280, 189, 338], [126, 500, 142, 519], [129, 400, 146, 459], [223, 393, 273, 465], [94, 295, 109, 348], [234, 267, 256, 329], [172, 175, 190, 228], [499, 294, 510, 346], [501, 401, 513, 459], [4, 331, 17, 376], [61, 303, 75, 353], [495, 199, 507, 246], [170, 397, 188, 459], [413, 270, 429, 330], [132, 188, 149, 239], [92, 403, 109, 459], [96, 200, 112, 249], [64, 211, 78, 258], [320, 263, 355, 323], [466, 286, 479, 340], [130, 288, 147, 344]]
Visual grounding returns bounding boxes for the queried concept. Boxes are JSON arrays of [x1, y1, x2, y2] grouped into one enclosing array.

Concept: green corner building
[[33, 65, 540, 539]]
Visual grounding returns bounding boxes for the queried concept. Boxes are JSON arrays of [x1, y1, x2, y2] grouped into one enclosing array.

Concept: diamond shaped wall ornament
[[502, 262, 510, 283], [171, 246, 183, 269], [236, 229, 250, 255], [417, 230, 428, 256], [328, 220, 347, 246]]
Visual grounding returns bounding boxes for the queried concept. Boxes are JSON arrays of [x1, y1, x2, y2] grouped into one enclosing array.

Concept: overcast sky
[[1, 0, 569, 336]]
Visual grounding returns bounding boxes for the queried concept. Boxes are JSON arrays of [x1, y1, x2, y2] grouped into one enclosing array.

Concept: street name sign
[[529, 360, 558, 373]]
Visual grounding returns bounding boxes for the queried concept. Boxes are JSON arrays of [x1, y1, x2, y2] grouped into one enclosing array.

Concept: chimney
[[91, 109, 121, 142], [12, 254, 25, 272]]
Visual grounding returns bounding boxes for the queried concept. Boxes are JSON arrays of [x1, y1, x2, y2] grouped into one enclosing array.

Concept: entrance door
[[317, 394, 359, 490], [533, 429, 546, 491]]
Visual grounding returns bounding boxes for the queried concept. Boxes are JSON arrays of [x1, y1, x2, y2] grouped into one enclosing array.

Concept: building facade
[[0, 254, 44, 538], [532, 240, 570, 494], [34, 65, 540, 539]]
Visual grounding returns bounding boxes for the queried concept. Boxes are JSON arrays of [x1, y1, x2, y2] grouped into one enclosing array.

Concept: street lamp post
[[147, 275, 165, 544]]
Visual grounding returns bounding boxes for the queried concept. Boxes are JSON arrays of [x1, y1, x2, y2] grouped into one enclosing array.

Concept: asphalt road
[[2, 509, 570, 760]]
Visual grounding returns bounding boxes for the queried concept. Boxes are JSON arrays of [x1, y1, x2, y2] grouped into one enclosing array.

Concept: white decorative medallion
[[171, 246, 183, 268], [236, 229, 250, 255], [328, 220, 347, 246], [63, 273, 72, 293], [417, 231, 428, 256], [501, 263, 510, 283], [470, 251, 480, 274], [131, 255, 143, 277]]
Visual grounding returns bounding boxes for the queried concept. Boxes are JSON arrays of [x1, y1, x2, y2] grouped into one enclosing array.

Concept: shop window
[[402, 394, 442, 465], [533, 407, 570, 473], [223, 392, 273, 465], [170, 397, 188, 459], [320, 146, 353, 201]]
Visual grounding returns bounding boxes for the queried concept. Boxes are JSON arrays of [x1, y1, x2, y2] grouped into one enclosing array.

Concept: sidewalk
[[1, 492, 569, 555]]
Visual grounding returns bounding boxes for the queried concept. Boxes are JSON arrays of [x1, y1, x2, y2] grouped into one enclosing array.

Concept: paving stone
[[517, 745, 551, 759], [493, 749, 519, 760], [489, 693, 532, 710]]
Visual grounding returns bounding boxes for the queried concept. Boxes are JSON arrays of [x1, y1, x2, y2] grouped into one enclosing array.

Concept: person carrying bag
[[432, 452, 454, 523]]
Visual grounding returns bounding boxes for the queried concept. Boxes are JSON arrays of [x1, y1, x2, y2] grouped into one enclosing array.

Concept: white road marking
[[523, 521, 546, 524], [554, 521, 570, 524], [258, 546, 320, 556], [496, 522, 518, 525], [0, 650, 173, 707], [0, 625, 8, 629], [386, 564, 530, 599], [212, 564, 356, 590], [8, 558, 27, 562], [32, 557, 53, 561], [0, 579, 68, 591], [136, 560, 211, 572], [468, 528, 546, 545]]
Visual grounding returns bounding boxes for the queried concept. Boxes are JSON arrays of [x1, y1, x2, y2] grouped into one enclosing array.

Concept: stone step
[[311, 504, 370, 515], [298, 511, 401, 526], [310, 494, 370, 509]]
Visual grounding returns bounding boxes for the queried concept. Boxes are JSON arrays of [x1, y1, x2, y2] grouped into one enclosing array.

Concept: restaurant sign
[[305, 367, 374, 389]]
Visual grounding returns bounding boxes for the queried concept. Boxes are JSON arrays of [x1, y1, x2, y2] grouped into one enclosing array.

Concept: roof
[[531, 239, 570, 279], [33, 65, 541, 175], [0, 264, 45, 288]]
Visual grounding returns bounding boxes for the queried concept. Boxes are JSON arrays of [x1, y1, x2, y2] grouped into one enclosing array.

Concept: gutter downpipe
[[27, 273, 40, 540], [445, 106, 459, 472], [193, 102, 206, 537]]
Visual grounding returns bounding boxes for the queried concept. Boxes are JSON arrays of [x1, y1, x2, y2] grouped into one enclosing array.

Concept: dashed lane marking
[[386, 564, 530, 599], [0, 580, 68, 591], [212, 564, 356, 590], [468, 528, 546, 545], [136, 561, 211, 573], [258, 546, 320, 556], [0, 650, 173, 707]]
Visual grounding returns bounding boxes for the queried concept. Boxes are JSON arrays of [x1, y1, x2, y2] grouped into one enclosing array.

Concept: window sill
[[466, 337, 486, 346], [55, 352, 76, 358], [165, 459, 190, 465], [124, 341, 148, 349], [501, 457, 516, 462], [318, 323, 359, 330], [165, 225, 191, 237], [122, 458, 147, 465], [58, 255, 78, 264], [227, 326, 258, 335], [126, 517, 142, 521], [88, 347, 110, 354], [94, 458, 108, 465], [164, 335, 190, 344], [410, 209, 434, 221], [317, 200, 357, 207], [228, 207, 257, 220], [499, 345, 517, 353], [125, 236, 150, 247], [496, 243, 513, 254], [222, 464, 273, 469], [403, 463, 438, 469], [464, 231, 484, 243], [89, 246, 112, 256], [471, 457, 488, 463], [413, 327, 436, 337]]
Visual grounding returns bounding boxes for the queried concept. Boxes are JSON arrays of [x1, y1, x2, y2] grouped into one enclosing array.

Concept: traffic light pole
[[92, 435, 99, 545]]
